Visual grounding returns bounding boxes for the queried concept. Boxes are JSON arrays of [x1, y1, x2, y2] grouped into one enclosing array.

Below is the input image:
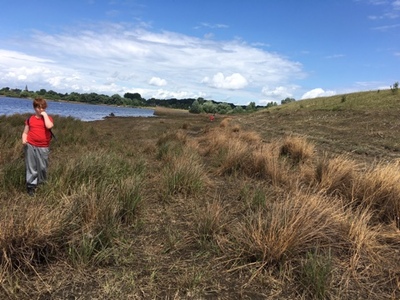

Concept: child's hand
[[41, 111, 48, 117]]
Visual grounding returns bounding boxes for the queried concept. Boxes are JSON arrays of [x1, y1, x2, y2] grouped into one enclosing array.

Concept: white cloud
[[366, 0, 400, 21], [325, 54, 345, 59], [261, 85, 296, 100], [148, 77, 167, 86], [367, 0, 387, 5], [0, 49, 54, 64], [195, 22, 229, 29], [145, 89, 199, 99], [301, 88, 336, 99], [372, 23, 400, 30], [0, 23, 305, 104], [202, 72, 248, 90]]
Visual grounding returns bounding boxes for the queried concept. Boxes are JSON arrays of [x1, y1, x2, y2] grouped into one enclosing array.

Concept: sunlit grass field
[[1, 91, 400, 299]]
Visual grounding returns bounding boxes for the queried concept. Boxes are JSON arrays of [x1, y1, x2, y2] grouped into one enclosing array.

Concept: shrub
[[189, 100, 202, 114], [390, 81, 398, 94]]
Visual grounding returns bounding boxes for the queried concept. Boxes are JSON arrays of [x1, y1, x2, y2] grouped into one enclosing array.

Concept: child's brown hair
[[33, 97, 48, 109]]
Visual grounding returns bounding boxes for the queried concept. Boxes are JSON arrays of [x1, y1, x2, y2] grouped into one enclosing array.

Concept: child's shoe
[[27, 185, 36, 197]]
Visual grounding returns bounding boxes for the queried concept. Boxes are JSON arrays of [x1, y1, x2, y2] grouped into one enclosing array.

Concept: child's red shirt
[[26, 115, 53, 147]]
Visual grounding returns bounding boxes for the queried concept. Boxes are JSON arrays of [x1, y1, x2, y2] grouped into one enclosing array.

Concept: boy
[[22, 97, 54, 196]]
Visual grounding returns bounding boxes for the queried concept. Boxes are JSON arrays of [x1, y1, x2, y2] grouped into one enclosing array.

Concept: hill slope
[[238, 89, 400, 162]]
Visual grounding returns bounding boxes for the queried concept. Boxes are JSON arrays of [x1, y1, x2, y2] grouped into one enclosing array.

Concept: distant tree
[[131, 98, 142, 107], [281, 97, 296, 105], [66, 92, 80, 102], [146, 98, 157, 107], [265, 101, 278, 108], [197, 97, 205, 105], [110, 94, 123, 105], [246, 101, 256, 111], [0, 87, 10, 95], [216, 103, 232, 114], [202, 101, 217, 113], [20, 90, 30, 98], [124, 92, 142, 100], [38, 89, 47, 95], [390, 82, 399, 94], [232, 106, 244, 113], [189, 99, 202, 114], [47, 90, 58, 96]]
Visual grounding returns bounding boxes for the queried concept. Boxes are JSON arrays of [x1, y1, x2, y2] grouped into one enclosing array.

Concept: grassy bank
[[1, 90, 400, 299]]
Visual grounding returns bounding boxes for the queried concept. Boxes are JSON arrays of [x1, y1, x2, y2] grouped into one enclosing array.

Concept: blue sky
[[0, 0, 399, 105]]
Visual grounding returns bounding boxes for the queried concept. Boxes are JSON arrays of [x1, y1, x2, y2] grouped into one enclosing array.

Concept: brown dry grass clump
[[352, 161, 400, 225]]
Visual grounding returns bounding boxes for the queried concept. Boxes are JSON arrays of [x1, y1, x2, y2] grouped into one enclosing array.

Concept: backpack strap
[[50, 129, 57, 141]]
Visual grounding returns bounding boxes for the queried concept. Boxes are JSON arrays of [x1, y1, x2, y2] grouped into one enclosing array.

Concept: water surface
[[0, 97, 154, 121]]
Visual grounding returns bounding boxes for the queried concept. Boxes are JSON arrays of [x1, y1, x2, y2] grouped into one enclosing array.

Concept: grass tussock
[[352, 161, 400, 224], [161, 150, 207, 197], [193, 199, 227, 246], [279, 134, 315, 164], [156, 131, 207, 198], [2, 95, 400, 299], [0, 200, 65, 271], [315, 154, 358, 197], [229, 190, 346, 266]]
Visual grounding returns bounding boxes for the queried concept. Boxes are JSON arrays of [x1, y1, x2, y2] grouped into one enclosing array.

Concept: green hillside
[[238, 89, 400, 162], [268, 89, 399, 111]]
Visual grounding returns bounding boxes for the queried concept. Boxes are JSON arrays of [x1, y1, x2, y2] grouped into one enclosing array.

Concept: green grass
[[266, 89, 399, 111]]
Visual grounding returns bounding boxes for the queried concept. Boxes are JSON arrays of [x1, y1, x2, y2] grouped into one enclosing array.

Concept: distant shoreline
[[0, 95, 152, 110]]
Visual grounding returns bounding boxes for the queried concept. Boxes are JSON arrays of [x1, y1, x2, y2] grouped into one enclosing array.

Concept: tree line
[[0, 86, 295, 114]]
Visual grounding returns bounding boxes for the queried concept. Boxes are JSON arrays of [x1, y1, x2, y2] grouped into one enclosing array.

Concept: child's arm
[[22, 125, 29, 145], [41, 111, 54, 129]]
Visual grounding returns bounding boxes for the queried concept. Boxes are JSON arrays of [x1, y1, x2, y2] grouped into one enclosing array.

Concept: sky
[[0, 0, 399, 106]]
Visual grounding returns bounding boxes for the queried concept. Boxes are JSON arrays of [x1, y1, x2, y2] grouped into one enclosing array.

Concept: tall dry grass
[[227, 190, 347, 265], [279, 134, 315, 165], [193, 123, 400, 298], [1, 113, 400, 299], [156, 130, 208, 197], [199, 127, 313, 186], [314, 154, 358, 197], [352, 161, 400, 225], [0, 116, 145, 276], [0, 199, 66, 271]]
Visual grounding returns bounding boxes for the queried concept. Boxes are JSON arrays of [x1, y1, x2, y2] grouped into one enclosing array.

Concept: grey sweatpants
[[25, 143, 50, 187]]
